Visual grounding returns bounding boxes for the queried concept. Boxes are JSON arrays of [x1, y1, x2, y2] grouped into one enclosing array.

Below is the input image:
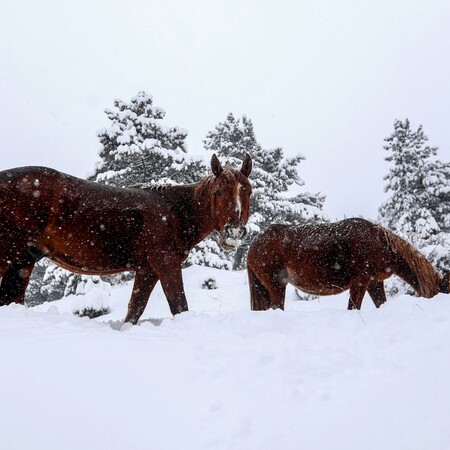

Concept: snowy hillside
[[1, 265, 450, 450]]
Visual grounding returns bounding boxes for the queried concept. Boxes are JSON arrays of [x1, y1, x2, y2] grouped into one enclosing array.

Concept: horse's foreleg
[[124, 269, 159, 325], [248, 266, 271, 311], [0, 254, 36, 305], [158, 266, 189, 316], [367, 280, 387, 308], [348, 279, 368, 310]]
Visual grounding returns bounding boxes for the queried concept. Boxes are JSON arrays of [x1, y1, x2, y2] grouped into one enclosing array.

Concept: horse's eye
[[215, 190, 222, 197], [247, 191, 252, 197]]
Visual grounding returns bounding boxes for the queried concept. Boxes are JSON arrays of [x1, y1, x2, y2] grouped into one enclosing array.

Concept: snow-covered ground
[[1, 265, 450, 450]]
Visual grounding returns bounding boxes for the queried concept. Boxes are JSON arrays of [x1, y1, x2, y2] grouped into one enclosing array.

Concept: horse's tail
[[382, 227, 441, 298], [248, 266, 271, 311]]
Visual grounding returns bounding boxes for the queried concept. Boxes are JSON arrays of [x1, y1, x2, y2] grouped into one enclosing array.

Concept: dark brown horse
[[0, 154, 252, 324], [247, 218, 450, 311]]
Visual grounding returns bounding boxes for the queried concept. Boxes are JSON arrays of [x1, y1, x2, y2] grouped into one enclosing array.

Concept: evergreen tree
[[91, 90, 205, 186], [25, 260, 63, 306], [185, 237, 233, 270], [379, 118, 450, 293], [26, 260, 83, 306], [203, 113, 326, 269]]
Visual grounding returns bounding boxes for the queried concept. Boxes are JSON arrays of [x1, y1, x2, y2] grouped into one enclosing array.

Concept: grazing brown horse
[[247, 218, 450, 311], [0, 154, 252, 324]]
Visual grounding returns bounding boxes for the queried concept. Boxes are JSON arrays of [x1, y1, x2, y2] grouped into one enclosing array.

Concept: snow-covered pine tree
[[203, 113, 326, 270], [25, 260, 83, 306], [25, 260, 63, 306], [185, 236, 233, 270], [379, 118, 450, 294], [91, 90, 205, 186], [380, 118, 437, 237]]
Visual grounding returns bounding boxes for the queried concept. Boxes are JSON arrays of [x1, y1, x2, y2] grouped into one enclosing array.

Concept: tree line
[[25, 91, 450, 304]]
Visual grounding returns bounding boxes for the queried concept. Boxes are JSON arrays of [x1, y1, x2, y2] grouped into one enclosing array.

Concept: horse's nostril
[[225, 226, 246, 239]]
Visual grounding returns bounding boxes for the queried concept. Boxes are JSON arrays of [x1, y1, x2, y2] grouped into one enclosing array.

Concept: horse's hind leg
[[367, 280, 387, 308], [124, 269, 159, 324], [267, 280, 287, 310], [157, 265, 189, 316], [0, 251, 37, 305], [347, 279, 368, 310]]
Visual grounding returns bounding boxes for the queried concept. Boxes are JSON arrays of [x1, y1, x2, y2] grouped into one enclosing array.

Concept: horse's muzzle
[[219, 224, 247, 250]]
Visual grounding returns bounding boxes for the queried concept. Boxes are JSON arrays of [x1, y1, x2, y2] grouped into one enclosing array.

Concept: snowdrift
[[1, 265, 450, 450]]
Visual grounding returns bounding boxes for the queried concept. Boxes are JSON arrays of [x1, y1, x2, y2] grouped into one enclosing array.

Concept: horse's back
[[0, 165, 153, 211], [249, 219, 385, 259], [250, 218, 377, 246]]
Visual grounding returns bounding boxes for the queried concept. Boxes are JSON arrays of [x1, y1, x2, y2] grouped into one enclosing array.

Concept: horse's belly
[[35, 232, 135, 274], [286, 266, 349, 296], [49, 255, 126, 275]]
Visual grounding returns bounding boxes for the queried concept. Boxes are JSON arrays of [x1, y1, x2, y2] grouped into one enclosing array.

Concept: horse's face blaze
[[210, 154, 252, 250]]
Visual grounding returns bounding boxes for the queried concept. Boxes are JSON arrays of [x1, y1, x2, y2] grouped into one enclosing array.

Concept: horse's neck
[[189, 182, 216, 241], [163, 183, 215, 245]]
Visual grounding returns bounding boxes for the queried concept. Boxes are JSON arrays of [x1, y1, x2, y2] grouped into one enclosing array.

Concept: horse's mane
[[193, 175, 215, 203], [134, 166, 244, 208], [133, 183, 177, 192], [380, 225, 441, 298], [131, 176, 216, 213]]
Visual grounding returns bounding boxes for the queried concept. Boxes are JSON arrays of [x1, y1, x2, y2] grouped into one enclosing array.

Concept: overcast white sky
[[1, 0, 449, 219]]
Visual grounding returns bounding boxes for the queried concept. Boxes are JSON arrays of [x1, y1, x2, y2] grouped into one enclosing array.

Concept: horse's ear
[[240, 153, 252, 178], [211, 154, 223, 177]]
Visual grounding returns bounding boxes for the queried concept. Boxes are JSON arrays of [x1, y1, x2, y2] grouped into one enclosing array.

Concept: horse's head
[[209, 154, 252, 250]]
